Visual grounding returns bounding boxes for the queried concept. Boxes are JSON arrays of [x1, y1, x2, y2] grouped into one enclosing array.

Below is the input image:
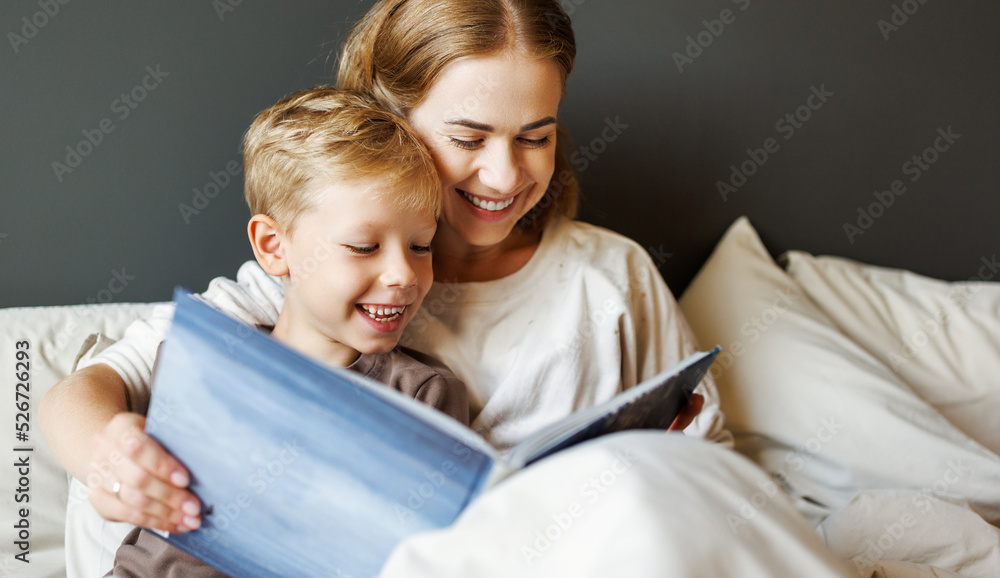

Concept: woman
[[40, 2, 851, 576]]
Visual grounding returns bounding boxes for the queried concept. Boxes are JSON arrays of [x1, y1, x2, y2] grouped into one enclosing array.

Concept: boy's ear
[[248, 214, 289, 277]]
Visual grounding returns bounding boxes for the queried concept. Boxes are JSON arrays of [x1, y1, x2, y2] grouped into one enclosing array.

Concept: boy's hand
[[668, 393, 704, 432], [86, 412, 202, 533]]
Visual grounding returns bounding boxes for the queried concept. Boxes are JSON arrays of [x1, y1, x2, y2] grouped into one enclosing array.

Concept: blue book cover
[[146, 289, 719, 577]]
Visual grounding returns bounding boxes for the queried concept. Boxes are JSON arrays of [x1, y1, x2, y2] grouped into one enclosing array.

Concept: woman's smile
[[458, 189, 517, 212]]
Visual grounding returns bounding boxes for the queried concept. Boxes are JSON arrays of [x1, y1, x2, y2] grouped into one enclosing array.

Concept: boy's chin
[[352, 339, 400, 356]]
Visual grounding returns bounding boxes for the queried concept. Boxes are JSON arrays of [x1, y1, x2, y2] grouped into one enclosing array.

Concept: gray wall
[[2, 1, 997, 308]]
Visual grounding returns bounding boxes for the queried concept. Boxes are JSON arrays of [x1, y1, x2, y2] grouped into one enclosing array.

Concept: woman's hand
[[668, 393, 704, 432], [86, 412, 202, 533]]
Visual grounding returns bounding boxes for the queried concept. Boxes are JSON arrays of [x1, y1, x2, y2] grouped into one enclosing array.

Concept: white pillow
[[0, 303, 156, 576], [677, 217, 1000, 526], [817, 489, 1000, 577], [784, 251, 1000, 456]]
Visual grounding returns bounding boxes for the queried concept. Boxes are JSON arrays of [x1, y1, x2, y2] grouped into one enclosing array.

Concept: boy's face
[[278, 176, 436, 359]]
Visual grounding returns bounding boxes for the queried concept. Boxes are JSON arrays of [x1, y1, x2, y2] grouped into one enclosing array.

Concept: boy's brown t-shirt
[[107, 346, 469, 577], [353, 346, 470, 425]]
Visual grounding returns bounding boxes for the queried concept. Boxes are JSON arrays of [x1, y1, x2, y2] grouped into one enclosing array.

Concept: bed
[[3, 215, 998, 577]]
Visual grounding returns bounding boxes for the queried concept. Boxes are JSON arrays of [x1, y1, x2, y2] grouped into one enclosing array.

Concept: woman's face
[[408, 52, 563, 250]]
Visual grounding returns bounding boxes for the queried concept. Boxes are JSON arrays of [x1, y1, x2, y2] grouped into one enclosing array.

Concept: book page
[[503, 348, 719, 470]]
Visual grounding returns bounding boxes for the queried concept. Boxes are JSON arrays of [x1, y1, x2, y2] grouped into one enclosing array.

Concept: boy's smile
[[356, 303, 408, 332], [262, 175, 437, 367]]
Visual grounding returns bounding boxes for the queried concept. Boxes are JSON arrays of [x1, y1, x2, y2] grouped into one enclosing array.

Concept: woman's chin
[[448, 218, 520, 250], [439, 211, 518, 249], [440, 193, 541, 249]]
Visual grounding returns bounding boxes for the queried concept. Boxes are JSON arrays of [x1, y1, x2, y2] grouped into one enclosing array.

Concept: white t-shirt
[[84, 217, 729, 448]]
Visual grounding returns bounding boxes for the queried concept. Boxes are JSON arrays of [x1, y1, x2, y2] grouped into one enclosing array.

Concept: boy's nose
[[381, 251, 418, 289]]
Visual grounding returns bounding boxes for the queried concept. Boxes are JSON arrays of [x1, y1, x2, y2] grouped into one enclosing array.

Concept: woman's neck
[[432, 225, 543, 283]]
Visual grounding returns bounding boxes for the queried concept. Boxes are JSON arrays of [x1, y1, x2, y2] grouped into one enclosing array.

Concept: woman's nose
[[477, 143, 522, 194]]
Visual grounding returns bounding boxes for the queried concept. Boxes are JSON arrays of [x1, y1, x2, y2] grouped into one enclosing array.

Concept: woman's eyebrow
[[520, 116, 557, 131], [444, 116, 557, 132]]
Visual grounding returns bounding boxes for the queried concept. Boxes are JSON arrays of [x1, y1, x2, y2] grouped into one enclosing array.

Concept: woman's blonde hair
[[337, 0, 578, 232], [242, 86, 440, 236]]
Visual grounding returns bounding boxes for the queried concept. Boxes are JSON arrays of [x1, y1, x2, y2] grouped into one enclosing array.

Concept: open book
[[145, 289, 719, 577]]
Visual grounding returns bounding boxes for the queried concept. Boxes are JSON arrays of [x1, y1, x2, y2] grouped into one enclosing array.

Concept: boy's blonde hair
[[336, 0, 578, 233], [242, 86, 440, 236]]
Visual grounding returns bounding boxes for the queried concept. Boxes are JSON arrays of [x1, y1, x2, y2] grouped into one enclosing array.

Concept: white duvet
[[382, 432, 854, 577]]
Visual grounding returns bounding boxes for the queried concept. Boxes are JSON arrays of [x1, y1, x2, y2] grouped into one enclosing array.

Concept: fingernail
[[181, 500, 200, 516], [183, 516, 201, 530], [171, 471, 189, 487]]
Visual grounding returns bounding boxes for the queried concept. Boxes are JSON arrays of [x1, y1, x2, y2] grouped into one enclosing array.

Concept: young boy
[[44, 87, 468, 576]]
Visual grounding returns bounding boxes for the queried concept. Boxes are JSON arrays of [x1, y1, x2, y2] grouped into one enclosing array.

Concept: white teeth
[[360, 304, 405, 322], [462, 190, 514, 212]]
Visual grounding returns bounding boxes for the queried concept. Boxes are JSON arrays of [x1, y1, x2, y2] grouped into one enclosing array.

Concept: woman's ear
[[248, 214, 290, 277]]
